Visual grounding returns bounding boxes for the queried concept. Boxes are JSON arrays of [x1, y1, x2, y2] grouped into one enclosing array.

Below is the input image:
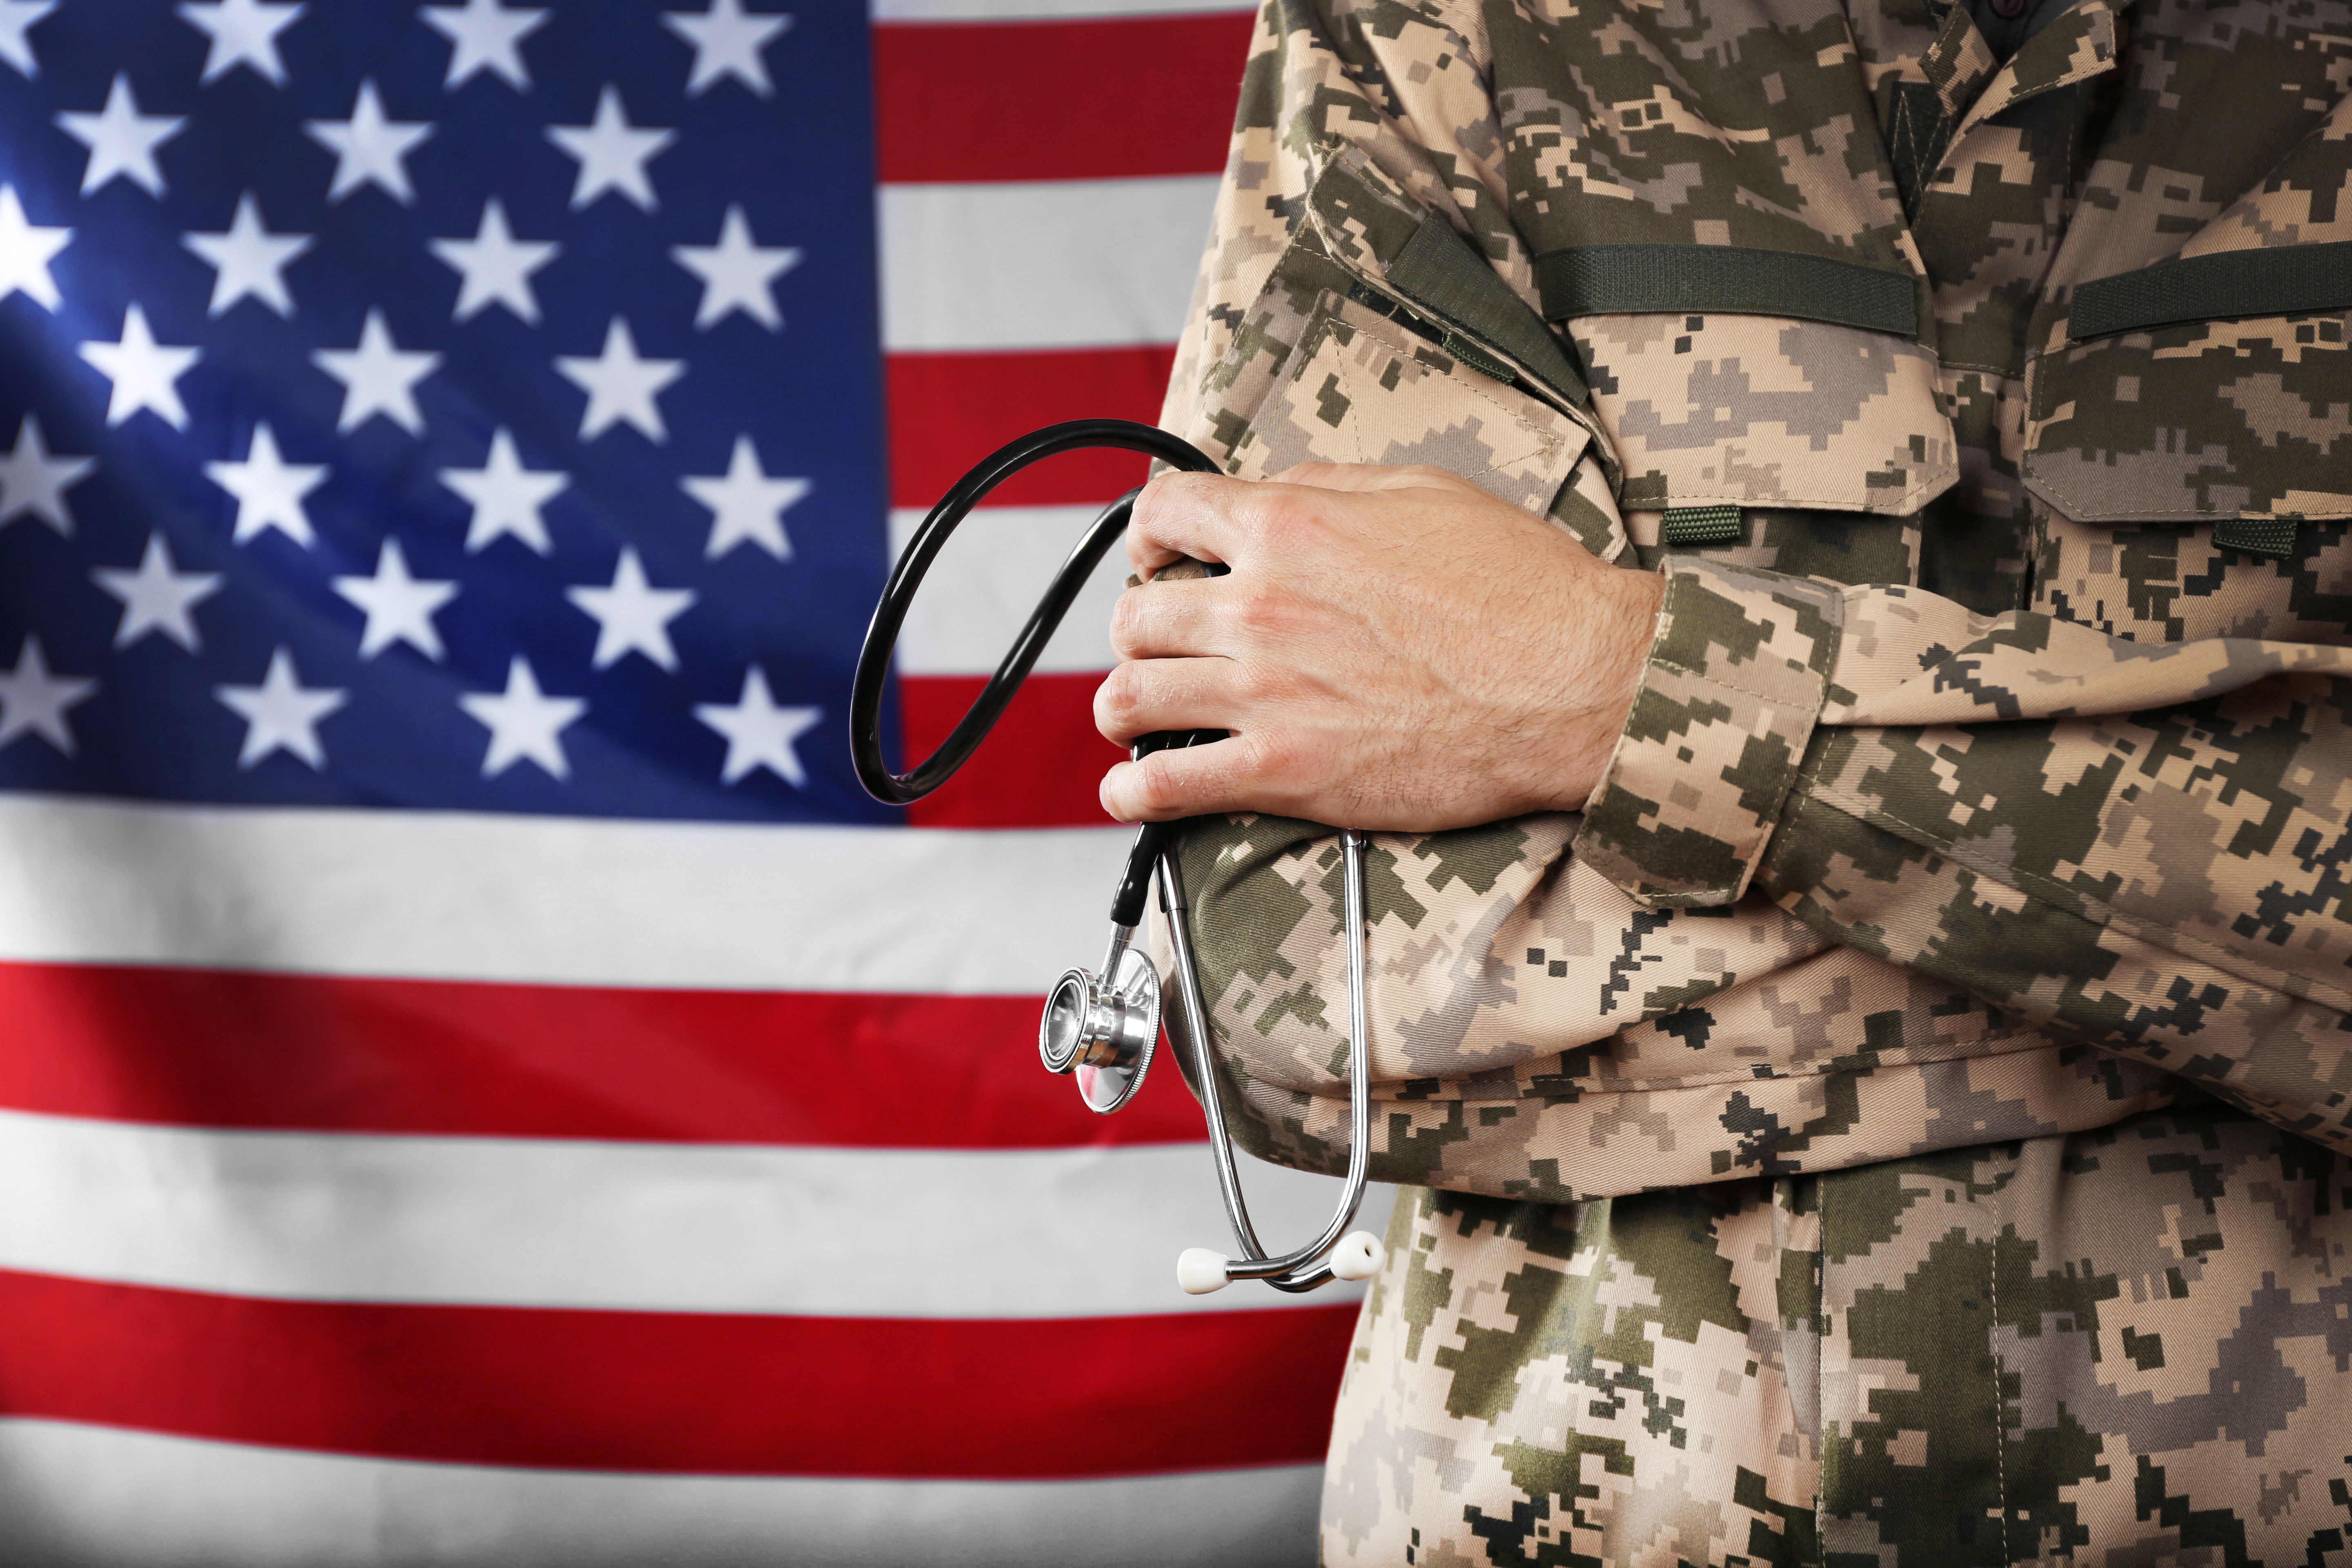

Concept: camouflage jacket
[[1149, 0, 2352, 1560]]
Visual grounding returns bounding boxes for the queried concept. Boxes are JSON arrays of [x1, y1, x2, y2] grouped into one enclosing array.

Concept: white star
[[79, 303, 199, 429], [334, 537, 456, 659], [683, 435, 806, 559], [313, 309, 438, 434], [546, 85, 673, 210], [429, 198, 555, 323], [672, 205, 798, 330], [695, 667, 817, 786], [205, 422, 326, 545], [566, 546, 694, 670], [0, 1, 53, 76], [57, 74, 185, 198], [460, 656, 583, 779], [663, 0, 790, 96], [0, 415, 90, 534], [216, 646, 344, 769], [184, 192, 310, 316], [306, 80, 432, 204], [421, 0, 546, 89], [0, 185, 68, 309], [555, 318, 682, 443], [94, 532, 221, 650], [177, 0, 303, 85], [0, 636, 94, 754], [440, 428, 565, 553]]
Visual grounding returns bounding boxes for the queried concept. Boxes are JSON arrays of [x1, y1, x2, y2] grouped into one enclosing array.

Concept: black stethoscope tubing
[[848, 418, 1224, 926]]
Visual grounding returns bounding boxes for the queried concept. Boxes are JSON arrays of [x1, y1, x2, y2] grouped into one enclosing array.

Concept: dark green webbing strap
[[1660, 505, 1742, 545], [1387, 216, 1590, 406], [2212, 515, 2302, 561], [1532, 245, 1920, 337], [2069, 242, 2352, 341]]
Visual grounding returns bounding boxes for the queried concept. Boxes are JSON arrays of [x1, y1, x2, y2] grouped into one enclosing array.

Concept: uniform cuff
[[1571, 555, 1845, 907]]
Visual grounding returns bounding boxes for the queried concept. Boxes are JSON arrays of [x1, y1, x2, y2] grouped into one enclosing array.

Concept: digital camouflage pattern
[[1149, 0, 2352, 1557], [1328, 1105, 2352, 1566]]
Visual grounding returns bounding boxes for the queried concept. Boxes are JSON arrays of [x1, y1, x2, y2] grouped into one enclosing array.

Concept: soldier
[[1101, 0, 2352, 1560]]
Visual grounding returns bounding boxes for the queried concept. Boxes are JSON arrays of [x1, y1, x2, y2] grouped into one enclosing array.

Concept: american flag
[[0, 0, 1377, 1559]]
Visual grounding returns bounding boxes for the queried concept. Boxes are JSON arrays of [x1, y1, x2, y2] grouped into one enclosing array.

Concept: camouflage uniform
[[1150, 0, 2352, 1559]]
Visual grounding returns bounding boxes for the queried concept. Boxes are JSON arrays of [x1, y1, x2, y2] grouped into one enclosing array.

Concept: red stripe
[[887, 346, 1177, 511], [0, 961, 1203, 1147], [873, 13, 1252, 184], [0, 1270, 1350, 1478], [901, 672, 1124, 830]]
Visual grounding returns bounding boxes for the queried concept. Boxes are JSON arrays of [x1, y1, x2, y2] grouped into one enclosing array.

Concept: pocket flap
[[2023, 302, 2351, 525], [1231, 290, 1592, 518], [1569, 311, 1960, 515]]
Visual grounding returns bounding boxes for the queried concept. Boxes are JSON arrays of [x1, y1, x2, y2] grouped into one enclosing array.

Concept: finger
[[1124, 470, 1257, 577], [1093, 656, 1252, 747], [1100, 731, 1285, 822], [1107, 575, 1228, 661]]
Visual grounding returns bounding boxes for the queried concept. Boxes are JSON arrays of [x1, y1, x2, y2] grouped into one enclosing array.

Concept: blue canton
[[0, 0, 893, 824]]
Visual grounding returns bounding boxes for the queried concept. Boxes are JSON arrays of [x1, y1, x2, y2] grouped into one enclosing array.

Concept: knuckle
[[1242, 487, 1319, 552], [1132, 757, 1186, 817], [1226, 583, 1290, 637], [1094, 663, 1144, 728], [1107, 587, 1150, 654]]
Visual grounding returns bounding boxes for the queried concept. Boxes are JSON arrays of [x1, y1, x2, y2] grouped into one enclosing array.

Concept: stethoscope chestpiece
[[1038, 932, 1160, 1115]]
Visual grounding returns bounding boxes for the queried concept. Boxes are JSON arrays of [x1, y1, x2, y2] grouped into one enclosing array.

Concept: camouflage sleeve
[[1154, 0, 1537, 440], [1575, 555, 2352, 1150]]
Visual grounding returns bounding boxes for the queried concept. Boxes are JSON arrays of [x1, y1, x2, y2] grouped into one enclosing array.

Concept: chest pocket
[[2022, 243, 2352, 645], [1539, 246, 1959, 588]]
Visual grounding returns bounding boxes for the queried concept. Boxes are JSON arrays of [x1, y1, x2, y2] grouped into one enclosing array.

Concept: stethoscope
[[849, 420, 1383, 1294]]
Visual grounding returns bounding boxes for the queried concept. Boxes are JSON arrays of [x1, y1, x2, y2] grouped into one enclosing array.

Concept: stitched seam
[[1650, 657, 1824, 713]]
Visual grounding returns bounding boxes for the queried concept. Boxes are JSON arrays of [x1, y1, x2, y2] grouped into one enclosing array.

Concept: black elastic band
[[1532, 244, 1919, 336], [2070, 242, 2352, 341]]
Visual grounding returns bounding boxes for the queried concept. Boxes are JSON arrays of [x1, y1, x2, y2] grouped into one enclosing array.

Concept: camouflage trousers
[[1324, 1104, 2352, 1566]]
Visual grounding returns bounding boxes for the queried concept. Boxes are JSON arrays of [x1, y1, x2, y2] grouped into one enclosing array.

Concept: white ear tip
[[1329, 1231, 1384, 1282], [1176, 1248, 1232, 1295]]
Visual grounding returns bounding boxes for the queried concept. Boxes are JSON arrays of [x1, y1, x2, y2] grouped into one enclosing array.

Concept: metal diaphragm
[[1038, 947, 1160, 1114]]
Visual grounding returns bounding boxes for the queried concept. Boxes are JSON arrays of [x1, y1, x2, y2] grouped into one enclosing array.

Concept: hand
[[1094, 462, 1664, 829]]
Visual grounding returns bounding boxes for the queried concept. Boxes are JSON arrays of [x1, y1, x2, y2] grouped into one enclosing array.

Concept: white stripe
[[890, 505, 1127, 676], [0, 1107, 1394, 1319], [876, 0, 1253, 20], [880, 178, 1215, 351], [0, 795, 1127, 992], [0, 1422, 1322, 1568]]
